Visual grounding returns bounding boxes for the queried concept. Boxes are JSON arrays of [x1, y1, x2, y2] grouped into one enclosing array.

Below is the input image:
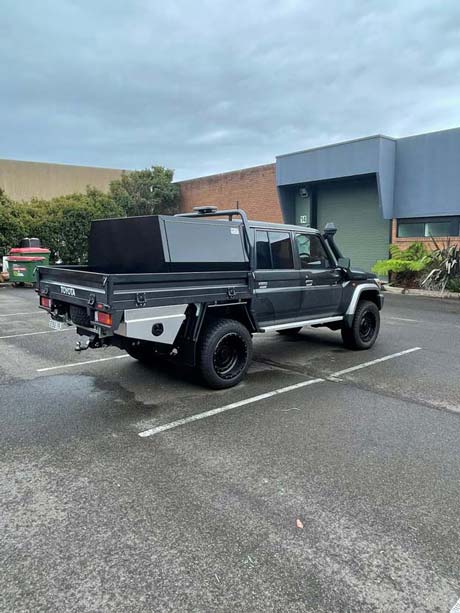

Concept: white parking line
[[386, 316, 419, 323], [36, 354, 131, 372], [450, 597, 460, 613], [138, 378, 325, 437], [138, 347, 422, 438], [0, 311, 45, 317], [331, 347, 421, 377], [0, 329, 73, 340]]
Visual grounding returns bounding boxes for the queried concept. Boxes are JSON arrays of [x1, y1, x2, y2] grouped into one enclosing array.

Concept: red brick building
[[177, 163, 281, 223], [177, 128, 460, 273]]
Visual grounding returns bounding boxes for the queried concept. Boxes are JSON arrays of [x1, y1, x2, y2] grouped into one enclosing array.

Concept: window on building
[[268, 232, 293, 269], [397, 217, 460, 238], [295, 234, 332, 269], [397, 222, 425, 238], [255, 231, 271, 269], [425, 221, 454, 237]]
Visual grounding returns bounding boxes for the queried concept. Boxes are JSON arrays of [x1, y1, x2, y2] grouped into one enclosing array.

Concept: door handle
[[305, 279, 313, 286]]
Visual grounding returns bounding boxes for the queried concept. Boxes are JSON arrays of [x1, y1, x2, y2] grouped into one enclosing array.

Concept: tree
[[109, 166, 180, 217]]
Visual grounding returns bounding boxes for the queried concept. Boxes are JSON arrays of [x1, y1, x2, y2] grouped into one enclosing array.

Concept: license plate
[[49, 319, 64, 331]]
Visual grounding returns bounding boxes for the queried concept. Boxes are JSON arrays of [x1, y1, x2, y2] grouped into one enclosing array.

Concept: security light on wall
[[299, 187, 310, 198]]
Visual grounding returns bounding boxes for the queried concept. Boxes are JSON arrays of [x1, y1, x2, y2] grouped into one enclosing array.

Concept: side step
[[260, 316, 343, 332]]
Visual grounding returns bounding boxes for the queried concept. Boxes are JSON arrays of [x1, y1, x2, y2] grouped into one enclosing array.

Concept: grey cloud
[[1, 0, 460, 179]]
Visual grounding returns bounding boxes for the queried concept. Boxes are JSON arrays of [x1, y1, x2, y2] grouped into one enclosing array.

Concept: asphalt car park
[[1, 285, 460, 612]]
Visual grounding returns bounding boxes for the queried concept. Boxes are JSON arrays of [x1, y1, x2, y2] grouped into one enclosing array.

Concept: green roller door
[[316, 177, 390, 274]]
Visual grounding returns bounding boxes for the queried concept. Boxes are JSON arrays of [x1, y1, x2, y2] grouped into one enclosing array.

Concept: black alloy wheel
[[198, 318, 253, 389], [341, 300, 380, 350], [359, 310, 377, 343], [213, 332, 248, 380]]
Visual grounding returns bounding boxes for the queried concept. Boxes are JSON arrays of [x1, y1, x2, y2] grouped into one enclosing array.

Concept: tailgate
[[37, 266, 109, 307]]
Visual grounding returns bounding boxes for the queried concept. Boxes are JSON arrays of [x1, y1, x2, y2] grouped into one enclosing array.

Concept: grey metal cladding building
[[276, 127, 460, 272]]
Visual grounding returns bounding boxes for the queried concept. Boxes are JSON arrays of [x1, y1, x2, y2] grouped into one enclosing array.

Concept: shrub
[[372, 242, 431, 286], [0, 165, 179, 264], [0, 189, 27, 255], [26, 188, 124, 264], [421, 239, 460, 292], [446, 277, 460, 293], [0, 188, 124, 264]]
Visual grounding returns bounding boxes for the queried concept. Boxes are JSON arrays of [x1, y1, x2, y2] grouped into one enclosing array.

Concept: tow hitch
[[75, 339, 90, 352], [75, 336, 105, 352]]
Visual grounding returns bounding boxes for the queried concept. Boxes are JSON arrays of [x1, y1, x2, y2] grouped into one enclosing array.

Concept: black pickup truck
[[37, 206, 383, 388]]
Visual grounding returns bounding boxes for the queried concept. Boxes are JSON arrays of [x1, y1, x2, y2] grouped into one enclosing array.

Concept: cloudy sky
[[1, 0, 460, 180]]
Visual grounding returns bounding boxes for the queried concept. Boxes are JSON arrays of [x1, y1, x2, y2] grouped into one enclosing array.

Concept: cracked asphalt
[[1, 286, 459, 612]]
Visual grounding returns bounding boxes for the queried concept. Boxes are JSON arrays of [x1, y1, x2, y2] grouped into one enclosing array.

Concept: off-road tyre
[[277, 327, 302, 336], [197, 318, 253, 389], [341, 300, 380, 350]]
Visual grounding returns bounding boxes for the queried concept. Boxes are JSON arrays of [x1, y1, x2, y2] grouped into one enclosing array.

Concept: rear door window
[[255, 230, 272, 269], [269, 232, 294, 269]]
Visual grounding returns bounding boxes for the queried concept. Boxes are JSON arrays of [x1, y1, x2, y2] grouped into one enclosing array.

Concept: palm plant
[[372, 242, 431, 286], [421, 238, 460, 292]]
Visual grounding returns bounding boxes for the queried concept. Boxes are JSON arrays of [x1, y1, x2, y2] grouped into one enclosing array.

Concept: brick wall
[[391, 219, 459, 250], [177, 163, 281, 223]]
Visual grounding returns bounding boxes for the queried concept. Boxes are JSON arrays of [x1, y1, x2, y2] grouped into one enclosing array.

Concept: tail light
[[95, 311, 113, 326], [40, 296, 52, 309]]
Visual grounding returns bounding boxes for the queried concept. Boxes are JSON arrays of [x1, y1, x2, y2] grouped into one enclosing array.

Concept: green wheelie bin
[[7, 239, 50, 286]]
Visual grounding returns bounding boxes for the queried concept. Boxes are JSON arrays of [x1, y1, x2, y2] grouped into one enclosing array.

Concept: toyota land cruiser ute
[[36, 206, 383, 389]]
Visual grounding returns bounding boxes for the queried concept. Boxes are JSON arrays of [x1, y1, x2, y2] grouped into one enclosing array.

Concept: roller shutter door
[[316, 177, 390, 273]]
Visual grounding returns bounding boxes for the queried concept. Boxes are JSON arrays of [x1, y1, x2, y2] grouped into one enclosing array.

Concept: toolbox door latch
[[136, 292, 146, 307]]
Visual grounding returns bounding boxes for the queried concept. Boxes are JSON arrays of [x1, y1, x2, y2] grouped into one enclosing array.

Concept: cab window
[[295, 234, 332, 269]]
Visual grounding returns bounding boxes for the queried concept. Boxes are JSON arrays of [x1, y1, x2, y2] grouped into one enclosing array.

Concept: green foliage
[[372, 242, 431, 277], [0, 189, 27, 255], [0, 188, 124, 264], [29, 189, 124, 264], [372, 239, 460, 291], [446, 277, 460, 293], [0, 165, 179, 265], [109, 166, 180, 217], [421, 239, 460, 292]]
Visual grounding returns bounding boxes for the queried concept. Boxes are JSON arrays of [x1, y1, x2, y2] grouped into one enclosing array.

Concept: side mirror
[[337, 256, 350, 270]]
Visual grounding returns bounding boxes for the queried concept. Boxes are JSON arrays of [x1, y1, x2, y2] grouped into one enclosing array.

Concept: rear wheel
[[342, 300, 380, 350], [277, 327, 302, 336], [198, 318, 252, 389]]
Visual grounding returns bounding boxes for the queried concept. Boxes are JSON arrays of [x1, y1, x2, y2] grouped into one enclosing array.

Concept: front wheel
[[198, 318, 253, 389], [341, 300, 380, 350]]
